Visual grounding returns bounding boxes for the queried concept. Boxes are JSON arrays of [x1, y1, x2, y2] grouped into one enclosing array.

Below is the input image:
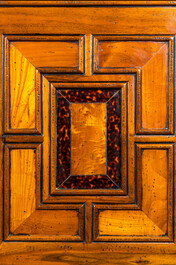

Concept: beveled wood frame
[[93, 144, 174, 242], [93, 35, 174, 135], [3, 142, 85, 241]]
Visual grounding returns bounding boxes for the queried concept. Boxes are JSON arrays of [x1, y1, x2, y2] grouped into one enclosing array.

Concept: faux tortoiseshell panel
[[56, 89, 121, 189], [59, 175, 117, 189], [59, 89, 117, 103], [57, 93, 71, 185], [107, 91, 121, 186]]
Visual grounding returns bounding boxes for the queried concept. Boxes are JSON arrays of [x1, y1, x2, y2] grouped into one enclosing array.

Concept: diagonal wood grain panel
[[142, 149, 167, 232], [94, 144, 173, 241], [98, 41, 165, 68], [142, 44, 168, 130], [71, 103, 106, 176], [10, 44, 36, 129], [13, 41, 79, 68], [10, 149, 36, 232]]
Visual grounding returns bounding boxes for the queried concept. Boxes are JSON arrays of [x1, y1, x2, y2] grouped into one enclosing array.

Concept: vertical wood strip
[[85, 34, 92, 76], [10, 149, 36, 233], [10, 45, 36, 129]]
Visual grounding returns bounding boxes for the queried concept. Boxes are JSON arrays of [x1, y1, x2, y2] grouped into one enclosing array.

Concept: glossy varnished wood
[[0, 0, 176, 258], [71, 103, 106, 176]]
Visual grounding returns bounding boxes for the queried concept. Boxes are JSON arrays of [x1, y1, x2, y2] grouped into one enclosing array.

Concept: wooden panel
[[71, 103, 106, 176], [13, 41, 79, 68], [142, 149, 167, 232], [142, 44, 168, 130], [99, 211, 165, 236], [98, 41, 164, 68], [10, 44, 36, 129], [12, 210, 79, 236], [1, 8, 176, 35], [94, 144, 173, 241], [10, 149, 36, 233], [1, 253, 176, 265]]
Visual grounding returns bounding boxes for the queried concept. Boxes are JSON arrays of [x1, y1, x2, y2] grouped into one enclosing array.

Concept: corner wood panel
[[3, 35, 84, 134], [3, 143, 85, 241], [93, 144, 174, 242], [93, 35, 174, 135]]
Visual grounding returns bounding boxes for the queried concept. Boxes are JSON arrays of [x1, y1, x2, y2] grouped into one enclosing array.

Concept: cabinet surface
[[0, 1, 176, 260]]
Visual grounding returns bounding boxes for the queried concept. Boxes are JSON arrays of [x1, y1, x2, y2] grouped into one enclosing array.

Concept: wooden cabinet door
[[0, 1, 176, 260]]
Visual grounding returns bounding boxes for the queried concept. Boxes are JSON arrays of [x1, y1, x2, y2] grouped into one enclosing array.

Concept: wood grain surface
[[71, 103, 106, 176], [142, 44, 168, 130], [10, 149, 36, 233], [10, 45, 36, 129], [13, 41, 79, 68], [1, 0, 176, 258]]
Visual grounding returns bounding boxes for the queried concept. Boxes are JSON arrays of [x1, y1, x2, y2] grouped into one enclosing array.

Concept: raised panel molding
[[93, 35, 174, 135], [93, 144, 174, 242], [4, 143, 85, 241], [4, 35, 84, 134], [1, 30, 176, 252]]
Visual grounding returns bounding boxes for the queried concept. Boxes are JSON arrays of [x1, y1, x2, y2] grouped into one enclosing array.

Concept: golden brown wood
[[1, 252, 176, 265], [142, 44, 168, 130], [10, 44, 36, 129], [13, 41, 78, 68], [71, 103, 106, 176], [1, 1, 176, 257], [10, 149, 36, 232]]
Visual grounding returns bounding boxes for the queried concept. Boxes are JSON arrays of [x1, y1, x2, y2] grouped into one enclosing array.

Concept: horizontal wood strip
[[1, 1, 176, 6], [1, 253, 176, 265], [2, 135, 44, 143], [1, 8, 176, 34], [134, 135, 175, 142]]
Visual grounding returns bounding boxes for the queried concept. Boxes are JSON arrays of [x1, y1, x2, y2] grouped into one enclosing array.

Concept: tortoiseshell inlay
[[56, 89, 121, 189]]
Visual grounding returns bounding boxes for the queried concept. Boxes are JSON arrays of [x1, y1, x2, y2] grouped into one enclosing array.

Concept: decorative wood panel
[[93, 36, 174, 134], [4, 144, 84, 241], [93, 144, 173, 242], [0, 2, 176, 255], [4, 35, 84, 134], [43, 80, 133, 198], [57, 89, 121, 189]]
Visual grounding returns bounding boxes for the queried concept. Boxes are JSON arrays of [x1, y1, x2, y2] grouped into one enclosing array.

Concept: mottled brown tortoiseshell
[[57, 93, 71, 185], [58, 89, 117, 103], [107, 91, 121, 186], [56, 89, 121, 189], [60, 175, 117, 189]]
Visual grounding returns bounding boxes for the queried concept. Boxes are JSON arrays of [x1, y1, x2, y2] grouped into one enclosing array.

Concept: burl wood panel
[[71, 103, 106, 176], [12, 41, 79, 68], [10, 149, 36, 232], [10, 44, 35, 129], [98, 148, 168, 238]]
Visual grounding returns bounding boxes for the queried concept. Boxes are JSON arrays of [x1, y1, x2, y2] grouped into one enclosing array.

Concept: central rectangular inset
[[56, 88, 121, 189], [71, 103, 106, 176]]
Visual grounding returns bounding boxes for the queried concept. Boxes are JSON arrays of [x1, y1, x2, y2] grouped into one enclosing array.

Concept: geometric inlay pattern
[[56, 89, 121, 189]]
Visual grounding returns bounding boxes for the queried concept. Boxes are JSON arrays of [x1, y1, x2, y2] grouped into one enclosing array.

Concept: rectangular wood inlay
[[71, 103, 106, 176]]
